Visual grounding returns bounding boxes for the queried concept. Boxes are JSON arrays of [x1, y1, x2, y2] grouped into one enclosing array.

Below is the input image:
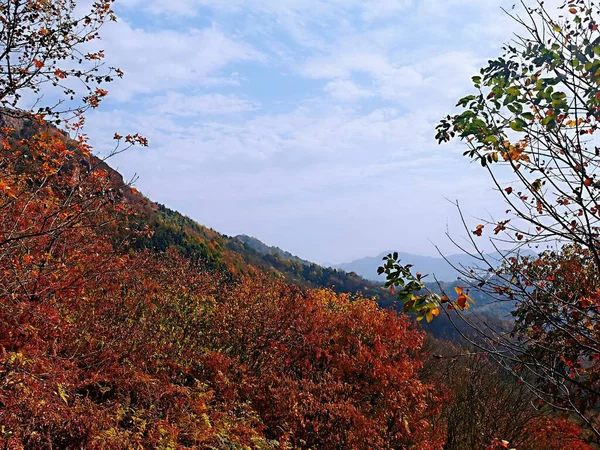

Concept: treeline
[[130, 203, 398, 303]]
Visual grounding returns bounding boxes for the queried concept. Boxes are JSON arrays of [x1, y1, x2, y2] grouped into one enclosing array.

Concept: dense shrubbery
[[0, 123, 447, 448]]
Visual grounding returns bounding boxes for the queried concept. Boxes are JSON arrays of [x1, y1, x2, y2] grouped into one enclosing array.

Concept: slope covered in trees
[[0, 114, 591, 449], [0, 115, 448, 448], [0, 0, 597, 448], [126, 199, 399, 305]]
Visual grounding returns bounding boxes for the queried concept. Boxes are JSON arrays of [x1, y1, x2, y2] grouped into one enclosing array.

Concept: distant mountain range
[[335, 251, 508, 283]]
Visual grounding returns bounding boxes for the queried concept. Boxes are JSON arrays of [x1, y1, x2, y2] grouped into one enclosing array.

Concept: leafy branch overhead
[[435, 0, 600, 263], [0, 0, 122, 120], [383, 0, 600, 441], [378, 253, 474, 323]]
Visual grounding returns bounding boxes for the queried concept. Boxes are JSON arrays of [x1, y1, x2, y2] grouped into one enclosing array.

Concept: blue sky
[[81, 0, 541, 264]]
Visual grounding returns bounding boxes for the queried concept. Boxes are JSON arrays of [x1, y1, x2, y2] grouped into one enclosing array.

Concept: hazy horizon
[[75, 0, 552, 264]]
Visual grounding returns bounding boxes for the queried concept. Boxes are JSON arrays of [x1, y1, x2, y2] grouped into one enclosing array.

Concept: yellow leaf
[[57, 384, 69, 405]]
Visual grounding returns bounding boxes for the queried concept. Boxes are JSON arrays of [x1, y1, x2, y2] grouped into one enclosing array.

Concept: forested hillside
[[1, 0, 599, 449], [125, 201, 400, 304], [1, 107, 589, 450]]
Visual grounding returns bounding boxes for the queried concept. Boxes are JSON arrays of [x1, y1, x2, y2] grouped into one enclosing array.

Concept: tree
[[201, 278, 446, 450], [382, 0, 600, 443], [0, 0, 146, 298], [421, 337, 595, 450], [0, 0, 121, 120]]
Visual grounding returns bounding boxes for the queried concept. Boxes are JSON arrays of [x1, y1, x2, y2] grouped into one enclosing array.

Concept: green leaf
[[542, 115, 554, 126], [510, 118, 527, 132], [522, 112, 535, 120]]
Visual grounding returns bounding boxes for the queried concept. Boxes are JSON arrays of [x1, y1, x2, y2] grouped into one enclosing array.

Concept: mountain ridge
[[335, 249, 535, 283], [335, 251, 477, 282], [234, 234, 313, 266]]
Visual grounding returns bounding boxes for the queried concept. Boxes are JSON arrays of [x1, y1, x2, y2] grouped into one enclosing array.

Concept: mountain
[[131, 207, 398, 305], [0, 110, 512, 335], [335, 250, 535, 283], [234, 234, 312, 265], [0, 110, 396, 304], [0, 111, 445, 448], [335, 251, 483, 282]]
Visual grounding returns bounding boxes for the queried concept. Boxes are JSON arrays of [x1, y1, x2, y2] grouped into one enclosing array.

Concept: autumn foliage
[[0, 0, 121, 117], [1, 0, 597, 447], [0, 117, 449, 448]]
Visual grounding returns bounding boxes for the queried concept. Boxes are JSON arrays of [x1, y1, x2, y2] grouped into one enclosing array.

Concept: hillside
[[0, 110, 515, 340], [131, 204, 398, 305], [0, 114, 447, 448], [132, 203, 515, 340], [0, 111, 402, 307], [6, 110, 516, 326], [235, 234, 313, 265]]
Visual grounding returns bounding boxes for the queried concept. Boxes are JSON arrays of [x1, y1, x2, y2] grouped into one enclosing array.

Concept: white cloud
[[361, 0, 413, 22], [148, 92, 257, 116], [99, 21, 264, 101], [323, 79, 373, 102], [301, 51, 392, 79]]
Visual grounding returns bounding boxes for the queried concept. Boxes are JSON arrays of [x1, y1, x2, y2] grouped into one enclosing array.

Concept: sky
[[78, 0, 544, 265]]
